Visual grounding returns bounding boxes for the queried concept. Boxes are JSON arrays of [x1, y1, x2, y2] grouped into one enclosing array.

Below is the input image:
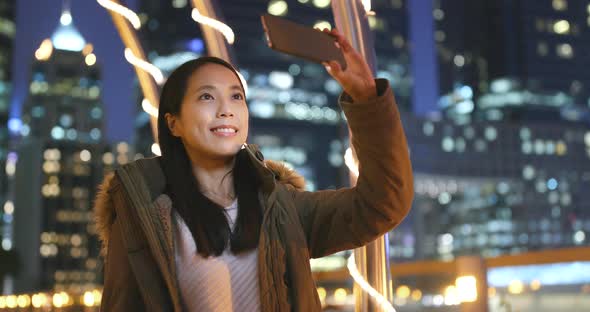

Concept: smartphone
[[261, 14, 347, 70]]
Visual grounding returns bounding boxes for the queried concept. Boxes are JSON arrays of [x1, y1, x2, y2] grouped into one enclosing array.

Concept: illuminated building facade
[[434, 0, 590, 107], [12, 10, 105, 292], [0, 0, 15, 253], [389, 111, 590, 261]]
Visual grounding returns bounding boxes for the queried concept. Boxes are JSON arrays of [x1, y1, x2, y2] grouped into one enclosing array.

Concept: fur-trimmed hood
[[93, 159, 305, 257]]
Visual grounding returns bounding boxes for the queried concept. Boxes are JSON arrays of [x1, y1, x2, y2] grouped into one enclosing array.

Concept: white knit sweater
[[174, 199, 260, 312]]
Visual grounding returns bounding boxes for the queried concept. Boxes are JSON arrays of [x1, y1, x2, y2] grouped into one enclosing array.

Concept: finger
[[322, 60, 340, 77], [328, 60, 343, 76], [330, 29, 353, 52]]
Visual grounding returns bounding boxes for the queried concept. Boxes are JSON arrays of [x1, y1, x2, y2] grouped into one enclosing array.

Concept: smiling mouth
[[210, 126, 238, 135]]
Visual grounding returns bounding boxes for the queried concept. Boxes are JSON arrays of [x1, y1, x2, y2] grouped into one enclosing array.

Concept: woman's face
[[168, 63, 248, 160]]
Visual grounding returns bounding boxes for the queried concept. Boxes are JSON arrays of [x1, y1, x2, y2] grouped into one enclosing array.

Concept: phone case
[[261, 14, 347, 70]]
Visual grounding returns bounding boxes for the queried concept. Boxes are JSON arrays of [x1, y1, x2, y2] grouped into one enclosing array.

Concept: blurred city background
[[1, 0, 590, 311]]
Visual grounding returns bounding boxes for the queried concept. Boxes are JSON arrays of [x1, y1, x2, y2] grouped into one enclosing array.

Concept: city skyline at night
[[1, 1, 590, 311]]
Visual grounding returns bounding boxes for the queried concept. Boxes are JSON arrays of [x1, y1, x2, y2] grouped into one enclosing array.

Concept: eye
[[232, 93, 244, 100], [199, 93, 214, 101]]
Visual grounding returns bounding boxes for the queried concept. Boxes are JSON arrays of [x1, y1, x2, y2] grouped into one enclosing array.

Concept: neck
[[187, 151, 236, 205]]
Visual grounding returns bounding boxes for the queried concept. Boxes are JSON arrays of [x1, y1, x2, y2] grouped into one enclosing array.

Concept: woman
[[94, 29, 413, 312]]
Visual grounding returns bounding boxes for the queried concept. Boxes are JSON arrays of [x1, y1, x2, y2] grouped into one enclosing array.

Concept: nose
[[217, 110, 234, 118], [217, 101, 234, 118]]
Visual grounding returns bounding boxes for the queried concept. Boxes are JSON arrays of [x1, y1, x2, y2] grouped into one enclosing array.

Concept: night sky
[[11, 0, 139, 144]]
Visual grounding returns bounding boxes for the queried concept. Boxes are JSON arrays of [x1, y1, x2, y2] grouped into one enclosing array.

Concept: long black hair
[[157, 57, 262, 257]]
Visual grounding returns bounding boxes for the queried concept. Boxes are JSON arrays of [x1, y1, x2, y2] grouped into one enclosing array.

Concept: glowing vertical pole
[[332, 1, 393, 312]]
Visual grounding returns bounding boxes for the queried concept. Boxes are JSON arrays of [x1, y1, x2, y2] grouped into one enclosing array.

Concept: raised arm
[[292, 29, 414, 258]]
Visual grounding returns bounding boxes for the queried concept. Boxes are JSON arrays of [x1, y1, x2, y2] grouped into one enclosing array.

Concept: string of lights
[[190, 8, 235, 44], [347, 254, 397, 312], [96, 0, 141, 29], [124, 48, 165, 85], [344, 147, 397, 311], [96, 0, 162, 151]]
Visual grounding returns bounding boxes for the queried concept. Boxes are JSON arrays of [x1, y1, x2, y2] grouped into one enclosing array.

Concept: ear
[[165, 113, 182, 137]]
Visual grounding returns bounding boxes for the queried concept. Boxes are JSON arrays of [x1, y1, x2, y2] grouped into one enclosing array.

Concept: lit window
[[537, 41, 548, 56], [84, 53, 96, 66], [442, 137, 454, 152], [90, 128, 101, 141], [117, 142, 129, 154], [268, 0, 288, 16], [552, 0, 567, 11], [434, 30, 446, 42], [475, 139, 487, 152], [312, 0, 330, 9], [453, 55, 465, 67], [368, 16, 386, 31], [3, 201, 14, 215], [51, 127, 65, 140], [553, 20, 570, 34], [59, 114, 73, 127], [455, 138, 466, 152], [0, 17, 16, 38], [90, 107, 102, 119], [535, 18, 545, 32], [556, 43, 574, 58], [172, 0, 187, 8], [66, 129, 77, 140], [433, 9, 445, 21], [556, 140, 567, 155], [573, 231, 585, 245], [423, 122, 435, 136], [484, 127, 497, 141], [392, 35, 405, 48], [313, 21, 331, 31], [522, 165, 535, 180], [80, 150, 91, 162]]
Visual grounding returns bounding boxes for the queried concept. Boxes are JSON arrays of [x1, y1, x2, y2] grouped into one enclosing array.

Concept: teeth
[[213, 128, 236, 133]]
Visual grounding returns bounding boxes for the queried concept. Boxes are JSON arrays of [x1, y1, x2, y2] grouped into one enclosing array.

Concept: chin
[[211, 143, 242, 158]]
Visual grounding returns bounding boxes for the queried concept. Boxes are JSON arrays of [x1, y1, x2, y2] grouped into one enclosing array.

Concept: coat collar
[[93, 144, 306, 258]]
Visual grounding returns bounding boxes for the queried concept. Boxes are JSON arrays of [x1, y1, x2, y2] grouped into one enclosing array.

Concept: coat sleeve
[[292, 79, 414, 258]]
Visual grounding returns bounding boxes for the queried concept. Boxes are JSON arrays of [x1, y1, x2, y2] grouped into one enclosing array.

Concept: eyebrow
[[195, 85, 243, 93]]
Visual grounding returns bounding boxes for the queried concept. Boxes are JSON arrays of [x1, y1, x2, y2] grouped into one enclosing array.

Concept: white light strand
[[347, 254, 396, 312], [236, 71, 249, 96], [141, 98, 159, 118], [124, 48, 165, 85], [191, 8, 235, 44], [361, 0, 376, 16], [344, 147, 359, 177], [96, 0, 142, 29], [345, 147, 396, 311], [151, 143, 161, 156]]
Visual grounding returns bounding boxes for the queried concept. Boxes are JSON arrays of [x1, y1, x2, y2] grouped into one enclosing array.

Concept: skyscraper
[[434, 0, 590, 111], [13, 8, 105, 292], [389, 110, 590, 261], [0, 0, 17, 293]]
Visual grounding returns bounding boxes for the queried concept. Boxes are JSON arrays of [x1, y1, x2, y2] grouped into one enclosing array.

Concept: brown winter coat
[[93, 79, 413, 311]]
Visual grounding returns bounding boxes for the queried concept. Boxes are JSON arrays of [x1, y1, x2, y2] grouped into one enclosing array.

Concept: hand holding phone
[[261, 14, 347, 70], [261, 14, 377, 102]]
